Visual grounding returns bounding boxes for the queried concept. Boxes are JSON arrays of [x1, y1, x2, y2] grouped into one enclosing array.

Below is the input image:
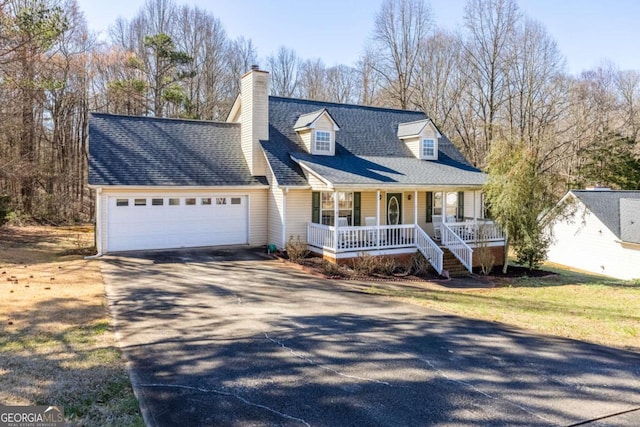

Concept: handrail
[[415, 226, 444, 275], [441, 222, 473, 272]]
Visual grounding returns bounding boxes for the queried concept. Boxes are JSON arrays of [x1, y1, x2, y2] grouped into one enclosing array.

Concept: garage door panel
[[106, 195, 248, 252]]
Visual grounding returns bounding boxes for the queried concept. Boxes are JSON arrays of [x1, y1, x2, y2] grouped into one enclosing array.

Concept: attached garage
[[105, 194, 249, 252]]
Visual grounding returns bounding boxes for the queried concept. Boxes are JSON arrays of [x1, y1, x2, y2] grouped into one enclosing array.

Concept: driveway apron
[[102, 249, 640, 427]]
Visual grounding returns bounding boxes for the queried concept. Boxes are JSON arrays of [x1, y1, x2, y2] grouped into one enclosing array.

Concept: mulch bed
[[276, 253, 555, 285]]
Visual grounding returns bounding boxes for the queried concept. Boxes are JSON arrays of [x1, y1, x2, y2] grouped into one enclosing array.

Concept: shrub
[[321, 260, 344, 277], [475, 226, 496, 275], [285, 236, 310, 263], [375, 255, 397, 275], [351, 252, 378, 276], [409, 252, 431, 276]]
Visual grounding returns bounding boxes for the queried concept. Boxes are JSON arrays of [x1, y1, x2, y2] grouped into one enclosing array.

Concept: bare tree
[[615, 69, 640, 142], [267, 46, 300, 97], [297, 58, 326, 100], [460, 0, 519, 166], [413, 30, 466, 130], [226, 36, 257, 99], [369, 0, 432, 109], [326, 64, 359, 104]]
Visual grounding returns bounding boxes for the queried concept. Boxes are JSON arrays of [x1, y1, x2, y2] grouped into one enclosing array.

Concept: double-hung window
[[315, 131, 331, 153], [422, 138, 436, 159], [320, 192, 353, 226]]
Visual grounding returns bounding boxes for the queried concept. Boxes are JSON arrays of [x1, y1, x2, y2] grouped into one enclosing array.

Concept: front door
[[386, 193, 402, 225]]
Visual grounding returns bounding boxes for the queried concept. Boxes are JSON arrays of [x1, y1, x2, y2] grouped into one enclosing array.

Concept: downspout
[[85, 187, 103, 259]]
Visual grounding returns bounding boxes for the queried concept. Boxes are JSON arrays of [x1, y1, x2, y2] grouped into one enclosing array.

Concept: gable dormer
[[294, 109, 340, 156], [397, 119, 441, 160]]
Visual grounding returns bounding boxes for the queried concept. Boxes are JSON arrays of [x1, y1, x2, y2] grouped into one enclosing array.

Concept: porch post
[[413, 190, 418, 226], [376, 189, 381, 247], [441, 191, 446, 223], [413, 190, 418, 246], [414, 190, 418, 242], [334, 190, 339, 253]]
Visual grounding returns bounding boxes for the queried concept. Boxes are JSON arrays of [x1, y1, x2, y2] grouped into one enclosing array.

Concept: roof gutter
[[86, 184, 270, 191]]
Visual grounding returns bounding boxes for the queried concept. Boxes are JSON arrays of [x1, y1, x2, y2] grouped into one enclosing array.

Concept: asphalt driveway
[[102, 248, 640, 426]]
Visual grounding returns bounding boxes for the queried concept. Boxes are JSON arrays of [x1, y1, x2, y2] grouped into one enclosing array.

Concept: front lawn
[[364, 265, 640, 352], [0, 226, 143, 426]]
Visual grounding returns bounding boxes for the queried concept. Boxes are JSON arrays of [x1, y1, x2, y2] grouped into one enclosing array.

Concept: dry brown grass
[[0, 225, 143, 426]]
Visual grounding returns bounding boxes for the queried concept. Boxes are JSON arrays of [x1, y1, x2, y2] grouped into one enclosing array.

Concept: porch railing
[[444, 220, 505, 243], [415, 227, 443, 275], [307, 223, 443, 274], [307, 223, 416, 252], [441, 222, 473, 272]]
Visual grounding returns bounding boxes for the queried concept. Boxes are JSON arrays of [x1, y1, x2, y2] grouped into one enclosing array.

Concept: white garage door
[[106, 195, 248, 252]]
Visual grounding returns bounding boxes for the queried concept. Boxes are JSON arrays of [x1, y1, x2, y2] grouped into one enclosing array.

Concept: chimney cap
[[250, 64, 260, 71]]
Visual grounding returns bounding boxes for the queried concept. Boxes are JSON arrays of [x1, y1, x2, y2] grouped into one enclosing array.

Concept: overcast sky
[[75, 0, 640, 75]]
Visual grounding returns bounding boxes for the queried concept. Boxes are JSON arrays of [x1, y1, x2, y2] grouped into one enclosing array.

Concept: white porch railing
[[415, 227, 443, 275], [307, 223, 444, 274], [307, 223, 417, 252], [444, 220, 505, 243], [441, 222, 473, 272]]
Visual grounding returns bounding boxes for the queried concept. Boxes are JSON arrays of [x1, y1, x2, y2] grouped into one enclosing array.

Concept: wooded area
[[1, 0, 639, 224]]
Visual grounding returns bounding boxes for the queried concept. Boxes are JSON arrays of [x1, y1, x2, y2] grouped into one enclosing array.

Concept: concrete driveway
[[102, 248, 640, 426]]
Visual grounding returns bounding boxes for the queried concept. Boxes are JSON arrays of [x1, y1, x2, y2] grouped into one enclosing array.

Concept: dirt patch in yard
[[0, 225, 143, 426]]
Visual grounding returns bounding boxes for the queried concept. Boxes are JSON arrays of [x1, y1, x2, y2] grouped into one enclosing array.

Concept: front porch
[[307, 219, 505, 275]]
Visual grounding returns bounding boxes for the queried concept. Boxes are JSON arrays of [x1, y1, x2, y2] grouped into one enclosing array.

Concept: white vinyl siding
[[285, 190, 312, 243], [547, 200, 640, 280], [268, 186, 284, 248]]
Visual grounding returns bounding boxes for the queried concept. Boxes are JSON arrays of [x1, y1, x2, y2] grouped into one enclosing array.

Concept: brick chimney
[[240, 66, 269, 176]]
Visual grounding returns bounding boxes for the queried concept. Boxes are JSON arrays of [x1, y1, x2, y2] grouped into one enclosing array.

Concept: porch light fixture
[[408, 194, 412, 201]]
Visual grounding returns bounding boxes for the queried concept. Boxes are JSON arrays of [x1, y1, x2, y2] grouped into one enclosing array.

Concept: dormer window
[[315, 131, 331, 153], [398, 119, 441, 161], [422, 138, 436, 159], [294, 108, 340, 156]]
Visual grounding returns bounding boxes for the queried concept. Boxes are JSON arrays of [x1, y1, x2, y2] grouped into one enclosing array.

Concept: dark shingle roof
[[263, 96, 484, 187], [571, 190, 640, 240], [88, 113, 266, 187], [620, 198, 640, 244]]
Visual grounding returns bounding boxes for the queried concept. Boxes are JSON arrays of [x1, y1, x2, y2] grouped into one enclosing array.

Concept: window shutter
[[312, 192, 320, 224], [457, 191, 464, 220], [426, 192, 433, 222], [353, 192, 361, 226]]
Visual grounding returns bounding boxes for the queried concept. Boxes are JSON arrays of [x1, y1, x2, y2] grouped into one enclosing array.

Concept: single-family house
[[88, 67, 505, 274], [546, 189, 640, 280]]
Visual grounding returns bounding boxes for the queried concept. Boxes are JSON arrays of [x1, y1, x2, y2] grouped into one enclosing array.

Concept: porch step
[[441, 248, 470, 277]]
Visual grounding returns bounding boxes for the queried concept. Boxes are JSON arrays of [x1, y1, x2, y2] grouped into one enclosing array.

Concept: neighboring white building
[[546, 190, 640, 280]]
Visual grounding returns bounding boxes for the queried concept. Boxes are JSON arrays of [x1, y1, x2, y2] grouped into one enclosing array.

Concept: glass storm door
[[386, 193, 402, 225]]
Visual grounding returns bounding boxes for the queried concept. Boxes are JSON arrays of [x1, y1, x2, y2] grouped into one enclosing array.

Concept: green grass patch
[[365, 267, 640, 351]]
